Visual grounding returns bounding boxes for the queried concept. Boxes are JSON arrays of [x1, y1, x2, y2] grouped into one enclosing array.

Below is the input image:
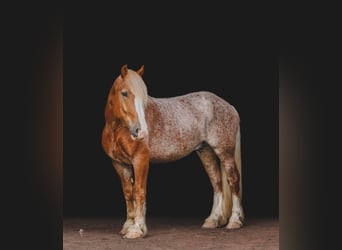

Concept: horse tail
[[235, 125, 242, 200], [221, 125, 242, 222]]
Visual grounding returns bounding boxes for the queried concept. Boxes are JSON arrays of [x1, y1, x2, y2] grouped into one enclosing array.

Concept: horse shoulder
[[102, 124, 115, 159]]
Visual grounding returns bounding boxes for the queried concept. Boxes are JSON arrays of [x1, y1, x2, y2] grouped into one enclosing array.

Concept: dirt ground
[[63, 217, 278, 249]]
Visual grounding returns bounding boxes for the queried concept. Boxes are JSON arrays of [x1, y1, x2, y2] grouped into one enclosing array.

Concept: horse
[[102, 64, 244, 239]]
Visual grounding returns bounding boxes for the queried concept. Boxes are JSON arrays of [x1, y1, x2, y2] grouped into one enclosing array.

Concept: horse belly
[[149, 133, 202, 163]]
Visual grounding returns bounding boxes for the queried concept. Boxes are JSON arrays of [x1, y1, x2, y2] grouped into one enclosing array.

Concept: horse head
[[105, 64, 148, 140]]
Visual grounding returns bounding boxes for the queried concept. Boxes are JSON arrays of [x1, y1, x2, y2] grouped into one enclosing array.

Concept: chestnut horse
[[102, 65, 244, 239]]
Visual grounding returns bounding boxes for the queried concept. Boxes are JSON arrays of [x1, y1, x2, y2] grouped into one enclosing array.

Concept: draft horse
[[102, 65, 244, 239]]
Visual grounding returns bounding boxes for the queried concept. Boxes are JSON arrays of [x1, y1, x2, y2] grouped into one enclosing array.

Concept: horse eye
[[121, 91, 128, 98]]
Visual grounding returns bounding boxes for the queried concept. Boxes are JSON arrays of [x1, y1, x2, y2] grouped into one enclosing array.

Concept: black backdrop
[[63, 11, 278, 219]]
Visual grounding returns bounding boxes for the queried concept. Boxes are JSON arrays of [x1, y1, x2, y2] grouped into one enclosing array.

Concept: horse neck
[[145, 96, 160, 131]]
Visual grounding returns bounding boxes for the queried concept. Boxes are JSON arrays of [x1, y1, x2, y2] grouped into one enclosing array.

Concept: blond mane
[[125, 69, 148, 107]]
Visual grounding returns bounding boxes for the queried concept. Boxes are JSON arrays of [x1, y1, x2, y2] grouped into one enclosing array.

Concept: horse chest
[[110, 141, 131, 164]]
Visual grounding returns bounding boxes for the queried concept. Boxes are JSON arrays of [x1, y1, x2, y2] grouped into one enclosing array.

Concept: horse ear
[[137, 65, 144, 76], [121, 64, 128, 78]]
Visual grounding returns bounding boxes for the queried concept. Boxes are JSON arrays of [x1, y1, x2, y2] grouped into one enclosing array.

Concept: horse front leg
[[123, 149, 150, 239], [111, 162, 135, 235]]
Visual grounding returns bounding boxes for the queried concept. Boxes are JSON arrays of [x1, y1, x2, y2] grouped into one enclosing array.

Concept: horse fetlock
[[122, 222, 147, 239], [232, 208, 244, 222], [120, 219, 134, 235], [136, 220, 147, 235], [239, 208, 245, 222], [226, 211, 243, 230]]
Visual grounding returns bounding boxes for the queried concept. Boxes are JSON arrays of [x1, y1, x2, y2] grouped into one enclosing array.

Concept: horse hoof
[[202, 215, 228, 228], [201, 220, 217, 229], [226, 220, 243, 230], [123, 230, 144, 239], [119, 228, 128, 235]]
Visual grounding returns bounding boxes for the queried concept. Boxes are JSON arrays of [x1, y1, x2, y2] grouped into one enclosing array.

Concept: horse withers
[[102, 64, 244, 239]]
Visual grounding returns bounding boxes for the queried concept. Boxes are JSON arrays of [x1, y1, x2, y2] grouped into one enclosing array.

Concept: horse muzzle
[[129, 125, 148, 140]]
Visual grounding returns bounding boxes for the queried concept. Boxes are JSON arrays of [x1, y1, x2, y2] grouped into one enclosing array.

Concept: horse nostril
[[129, 125, 141, 138]]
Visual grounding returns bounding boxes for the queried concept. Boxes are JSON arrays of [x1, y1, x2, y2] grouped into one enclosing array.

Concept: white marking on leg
[[212, 192, 224, 218], [124, 202, 147, 238], [229, 194, 243, 223], [134, 97, 148, 138], [232, 194, 242, 213], [202, 192, 226, 228]]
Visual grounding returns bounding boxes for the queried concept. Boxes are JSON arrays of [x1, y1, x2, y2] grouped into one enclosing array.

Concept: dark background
[[63, 11, 278, 219]]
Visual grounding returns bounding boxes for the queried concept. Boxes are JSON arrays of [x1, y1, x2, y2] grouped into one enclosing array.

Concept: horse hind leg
[[196, 145, 227, 228], [215, 149, 244, 230]]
